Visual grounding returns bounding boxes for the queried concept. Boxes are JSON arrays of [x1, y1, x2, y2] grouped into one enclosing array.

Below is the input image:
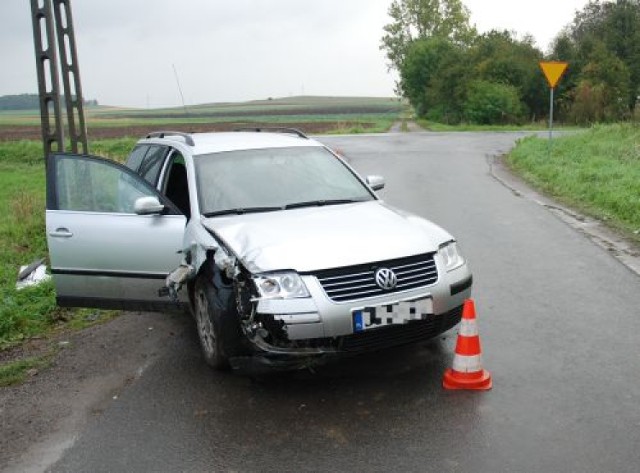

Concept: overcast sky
[[1, 0, 589, 108]]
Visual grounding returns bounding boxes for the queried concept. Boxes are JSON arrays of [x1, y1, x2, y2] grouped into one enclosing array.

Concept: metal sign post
[[548, 86, 555, 155], [539, 61, 569, 156]]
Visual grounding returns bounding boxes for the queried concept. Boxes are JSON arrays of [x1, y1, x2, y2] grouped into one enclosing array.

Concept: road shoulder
[[489, 154, 640, 277], [0, 310, 190, 473]]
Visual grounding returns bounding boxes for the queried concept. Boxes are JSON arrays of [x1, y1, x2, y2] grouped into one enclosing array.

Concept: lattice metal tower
[[30, 0, 88, 163]]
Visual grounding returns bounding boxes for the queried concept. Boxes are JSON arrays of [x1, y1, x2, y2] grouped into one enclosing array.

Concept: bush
[[464, 81, 524, 124], [570, 80, 631, 125]]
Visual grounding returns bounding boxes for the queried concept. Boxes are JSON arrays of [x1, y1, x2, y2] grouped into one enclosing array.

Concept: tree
[[469, 30, 545, 120], [554, 0, 640, 112], [570, 42, 631, 123], [397, 30, 545, 124], [0, 94, 99, 111], [399, 37, 468, 121], [380, 0, 476, 76], [0, 94, 39, 110]]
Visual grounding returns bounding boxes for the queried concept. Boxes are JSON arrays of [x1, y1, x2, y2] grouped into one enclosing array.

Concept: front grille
[[312, 253, 438, 302]]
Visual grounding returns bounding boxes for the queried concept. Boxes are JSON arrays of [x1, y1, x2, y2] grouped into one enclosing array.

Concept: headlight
[[438, 241, 465, 272], [253, 272, 310, 299]]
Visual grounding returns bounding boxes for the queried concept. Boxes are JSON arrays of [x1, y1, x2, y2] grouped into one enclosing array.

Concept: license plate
[[352, 297, 433, 333]]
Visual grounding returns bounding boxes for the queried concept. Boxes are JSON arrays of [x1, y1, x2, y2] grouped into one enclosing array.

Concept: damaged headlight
[[438, 241, 465, 272], [253, 272, 310, 299]]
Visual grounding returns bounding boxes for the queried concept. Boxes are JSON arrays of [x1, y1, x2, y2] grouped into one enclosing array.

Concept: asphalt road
[[34, 132, 640, 472]]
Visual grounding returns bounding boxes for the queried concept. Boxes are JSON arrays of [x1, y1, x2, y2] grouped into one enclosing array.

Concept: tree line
[[381, 0, 640, 125], [0, 94, 98, 111]]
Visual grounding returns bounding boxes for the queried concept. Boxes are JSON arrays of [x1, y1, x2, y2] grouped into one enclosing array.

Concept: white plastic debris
[[16, 260, 51, 290]]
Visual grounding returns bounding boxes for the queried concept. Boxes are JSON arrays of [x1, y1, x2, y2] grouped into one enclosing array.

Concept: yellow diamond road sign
[[539, 61, 569, 88]]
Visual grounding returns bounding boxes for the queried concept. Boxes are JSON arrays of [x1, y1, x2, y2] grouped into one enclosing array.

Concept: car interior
[[164, 154, 190, 218]]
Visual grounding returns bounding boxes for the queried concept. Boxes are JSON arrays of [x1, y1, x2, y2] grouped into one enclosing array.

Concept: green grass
[[0, 354, 52, 387], [415, 119, 583, 132], [91, 138, 137, 162], [325, 121, 387, 134], [0, 141, 49, 348], [0, 139, 132, 348], [507, 124, 640, 241]]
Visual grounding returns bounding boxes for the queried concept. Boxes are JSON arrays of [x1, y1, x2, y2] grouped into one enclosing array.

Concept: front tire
[[194, 276, 228, 369]]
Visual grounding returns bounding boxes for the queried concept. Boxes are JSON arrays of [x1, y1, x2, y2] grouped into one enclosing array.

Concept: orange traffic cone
[[443, 299, 492, 390]]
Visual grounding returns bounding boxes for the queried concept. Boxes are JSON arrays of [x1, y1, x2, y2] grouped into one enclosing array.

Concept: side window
[[138, 145, 168, 186], [54, 155, 158, 214], [125, 145, 149, 172]]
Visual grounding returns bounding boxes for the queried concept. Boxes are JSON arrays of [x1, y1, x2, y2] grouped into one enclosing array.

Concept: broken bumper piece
[[231, 304, 465, 372], [230, 336, 338, 372], [229, 352, 337, 373]]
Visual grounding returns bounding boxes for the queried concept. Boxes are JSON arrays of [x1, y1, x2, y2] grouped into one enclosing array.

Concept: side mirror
[[134, 196, 165, 215], [366, 175, 385, 191]]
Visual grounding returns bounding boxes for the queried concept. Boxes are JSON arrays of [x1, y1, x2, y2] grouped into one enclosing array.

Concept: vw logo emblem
[[375, 268, 397, 290]]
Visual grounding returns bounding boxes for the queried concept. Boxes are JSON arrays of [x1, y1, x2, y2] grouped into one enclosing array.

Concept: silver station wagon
[[46, 129, 472, 370]]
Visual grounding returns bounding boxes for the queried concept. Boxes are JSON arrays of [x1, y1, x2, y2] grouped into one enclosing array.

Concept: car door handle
[[49, 228, 74, 238]]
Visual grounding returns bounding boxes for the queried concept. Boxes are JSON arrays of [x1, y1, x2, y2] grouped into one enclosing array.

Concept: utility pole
[[30, 0, 88, 163], [30, 0, 64, 161], [52, 0, 88, 155]]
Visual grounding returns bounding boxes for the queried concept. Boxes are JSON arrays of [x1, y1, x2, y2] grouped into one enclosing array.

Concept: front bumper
[[230, 304, 465, 372], [232, 254, 472, 371]]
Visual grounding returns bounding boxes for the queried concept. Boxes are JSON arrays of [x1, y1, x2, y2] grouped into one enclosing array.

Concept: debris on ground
[[16, 259, 51, 290]]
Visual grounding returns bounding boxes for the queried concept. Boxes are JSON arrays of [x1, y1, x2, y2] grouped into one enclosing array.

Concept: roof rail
[[233, 127, 308, 139], [146, 131, 195, 146]]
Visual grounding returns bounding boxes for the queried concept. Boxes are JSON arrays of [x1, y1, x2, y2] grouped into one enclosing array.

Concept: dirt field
[[0, 121, 379, 141]]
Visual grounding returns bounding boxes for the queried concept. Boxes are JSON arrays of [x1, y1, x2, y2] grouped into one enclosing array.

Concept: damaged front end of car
[[231, 268, 339, 371], [160, 229, 338, 372]]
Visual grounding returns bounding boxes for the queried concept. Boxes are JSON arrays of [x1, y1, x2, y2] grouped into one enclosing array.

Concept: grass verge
[[506, 123, 640, 243], [416, 119, 582, 132], [0, 139, 133, 350]]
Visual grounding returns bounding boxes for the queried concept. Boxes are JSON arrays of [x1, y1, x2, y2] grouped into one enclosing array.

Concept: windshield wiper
[[284, 198, 365, 210], [202, 206, 283, 217]]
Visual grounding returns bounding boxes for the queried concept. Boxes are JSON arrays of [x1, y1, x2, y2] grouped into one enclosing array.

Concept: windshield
[[194, 146, 375, 215]]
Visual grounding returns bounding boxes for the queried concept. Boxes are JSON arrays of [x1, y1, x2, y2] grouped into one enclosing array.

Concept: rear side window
[[125, 145, 149, 171], [137, 145, 169, 186]]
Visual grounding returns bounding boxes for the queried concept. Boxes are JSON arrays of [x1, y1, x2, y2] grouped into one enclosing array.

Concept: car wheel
[[194, 276, 228, 369]]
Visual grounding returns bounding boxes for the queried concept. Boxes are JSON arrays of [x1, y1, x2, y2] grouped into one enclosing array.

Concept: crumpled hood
[[202, 201, 452, 273]]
